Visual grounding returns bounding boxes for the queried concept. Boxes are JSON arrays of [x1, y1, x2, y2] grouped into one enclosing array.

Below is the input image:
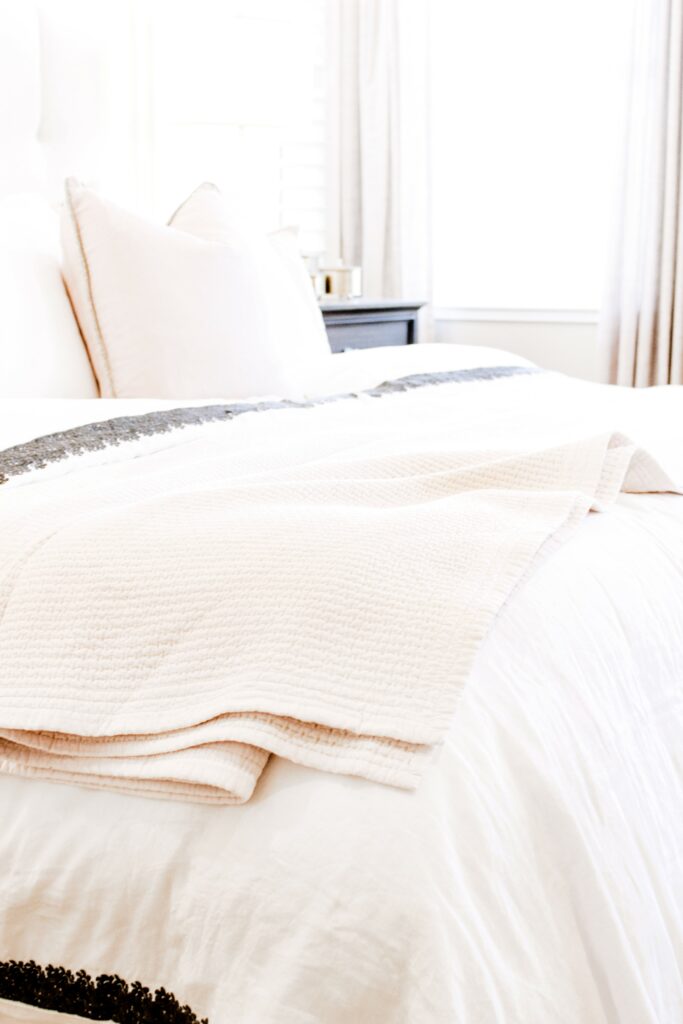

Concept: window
[[429, 0, 632, 317], [134, 0, 327, 252]]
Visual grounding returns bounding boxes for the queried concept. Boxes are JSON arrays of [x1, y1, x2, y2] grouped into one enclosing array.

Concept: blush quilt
[[0, 367, 677, 804]]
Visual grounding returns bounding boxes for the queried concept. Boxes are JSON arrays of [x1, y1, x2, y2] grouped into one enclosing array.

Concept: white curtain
[[326, 0, 431, 309], [600, 0, 683, 386]]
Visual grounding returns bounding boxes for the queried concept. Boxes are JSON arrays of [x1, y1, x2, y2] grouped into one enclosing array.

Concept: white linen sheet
[[0, 344, 681, 1023]]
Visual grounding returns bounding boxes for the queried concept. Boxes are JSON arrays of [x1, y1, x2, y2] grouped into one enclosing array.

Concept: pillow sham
[[60, 179, 330, 399], [169, 183, 330, 381], [0, 194, 98, 398]]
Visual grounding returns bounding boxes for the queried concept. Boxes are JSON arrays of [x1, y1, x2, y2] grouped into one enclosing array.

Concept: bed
[[1, 340, 682, 1024], [1, 7, 682, 1024]]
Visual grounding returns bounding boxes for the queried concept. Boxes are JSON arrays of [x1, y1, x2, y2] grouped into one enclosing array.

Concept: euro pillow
[[60, 179, 330, 399], [168, 183, 330, 382], [0, 194, 98, 398]]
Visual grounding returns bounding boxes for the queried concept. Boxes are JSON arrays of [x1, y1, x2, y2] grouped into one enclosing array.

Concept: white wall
[[425, 0, 628, 384], [434, 317, 601, 381]]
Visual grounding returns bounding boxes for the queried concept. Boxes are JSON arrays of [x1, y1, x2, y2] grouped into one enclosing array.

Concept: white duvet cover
[[0, 344, 681, 1024]]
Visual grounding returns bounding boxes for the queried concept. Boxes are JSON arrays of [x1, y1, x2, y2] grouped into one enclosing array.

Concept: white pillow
[[61, 179, 330, 399], [170, 183, 329, 377], [0, 194, 98, 398]]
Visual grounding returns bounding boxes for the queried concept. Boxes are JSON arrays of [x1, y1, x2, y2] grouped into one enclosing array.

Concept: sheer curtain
[[600, 0, 683, 386], [326, 0, 431, 309]]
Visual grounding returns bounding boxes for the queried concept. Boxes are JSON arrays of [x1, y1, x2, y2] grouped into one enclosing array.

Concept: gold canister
[[321, 264, 362, 299]]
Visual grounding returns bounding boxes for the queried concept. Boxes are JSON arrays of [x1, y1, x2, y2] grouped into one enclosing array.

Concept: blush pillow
[[60, 179, 330, 398]]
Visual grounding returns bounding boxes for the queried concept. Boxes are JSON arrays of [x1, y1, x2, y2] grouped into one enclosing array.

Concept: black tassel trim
[[0, 960, 208, 1022]]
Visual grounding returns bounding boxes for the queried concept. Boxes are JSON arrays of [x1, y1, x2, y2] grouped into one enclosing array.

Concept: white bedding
[[0, 343, 681, 1023]]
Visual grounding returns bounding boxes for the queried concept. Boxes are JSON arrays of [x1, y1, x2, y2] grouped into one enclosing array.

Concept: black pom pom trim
[[0, 960, 208, 1022]]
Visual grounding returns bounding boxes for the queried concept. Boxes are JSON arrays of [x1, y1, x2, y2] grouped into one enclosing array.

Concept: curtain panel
[[326, 0, 431, 314], [601, 0, 683, 386]]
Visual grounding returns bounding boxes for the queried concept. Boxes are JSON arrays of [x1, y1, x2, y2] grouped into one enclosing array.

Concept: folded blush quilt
[[0, 368, 677, 803]]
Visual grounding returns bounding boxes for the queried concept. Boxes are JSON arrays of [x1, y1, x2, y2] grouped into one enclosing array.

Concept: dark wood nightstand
[[320, 299, 425, 353]]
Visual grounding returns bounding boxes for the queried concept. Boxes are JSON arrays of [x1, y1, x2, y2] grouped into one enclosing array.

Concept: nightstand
[[320, 299, 425, 353]]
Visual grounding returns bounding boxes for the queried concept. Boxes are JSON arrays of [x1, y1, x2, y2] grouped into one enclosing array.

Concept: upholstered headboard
[[0, 1, 133, 396], [0, 0, 132, 203]]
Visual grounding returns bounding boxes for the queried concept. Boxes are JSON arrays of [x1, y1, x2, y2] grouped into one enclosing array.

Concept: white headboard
[[0, 0, 133, 203], [0, 1, 134, 398]]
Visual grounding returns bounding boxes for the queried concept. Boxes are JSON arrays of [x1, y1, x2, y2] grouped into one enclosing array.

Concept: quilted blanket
[[0, 368, 676, 803]]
